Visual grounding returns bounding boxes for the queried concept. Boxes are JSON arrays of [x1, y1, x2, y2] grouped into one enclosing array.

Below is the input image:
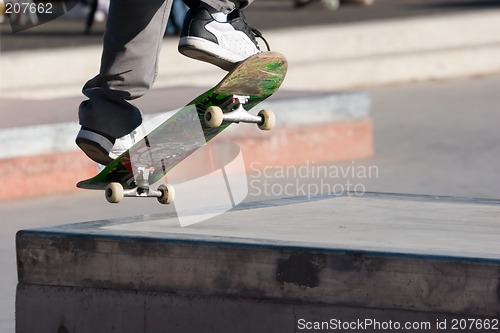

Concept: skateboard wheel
[[105, 182, 124, 203], [157, 184, 175, 204], [205, 106, 224, 128], [257, 109, 276, 130]]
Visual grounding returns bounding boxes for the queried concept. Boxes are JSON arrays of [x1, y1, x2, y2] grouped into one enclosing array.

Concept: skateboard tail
[[77, 179, 106, 190], [216, 51, 287, 96]]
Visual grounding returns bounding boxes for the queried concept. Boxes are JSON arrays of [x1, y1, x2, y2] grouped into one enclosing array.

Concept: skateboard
[[77, 51, 288, 204]]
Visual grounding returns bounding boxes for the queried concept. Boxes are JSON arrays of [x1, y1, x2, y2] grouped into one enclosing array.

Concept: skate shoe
[[178, 7, 269, 71]]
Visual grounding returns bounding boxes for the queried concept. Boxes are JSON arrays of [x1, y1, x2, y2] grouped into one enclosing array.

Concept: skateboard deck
[[77, 51, 287, 204]]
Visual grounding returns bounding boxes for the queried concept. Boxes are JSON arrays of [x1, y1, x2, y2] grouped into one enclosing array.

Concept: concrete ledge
[[0, 93, 372, 201], [16, 193, 500, 332], [0, 93, 371, 160], [272, 11, 500, 89]]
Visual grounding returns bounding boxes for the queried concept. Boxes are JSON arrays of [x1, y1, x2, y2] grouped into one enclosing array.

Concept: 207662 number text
[[451, 318, 499, 330], [5, 2, 53, 14]]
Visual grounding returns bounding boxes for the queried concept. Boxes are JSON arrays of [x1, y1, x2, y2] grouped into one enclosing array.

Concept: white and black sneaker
[[178, 7, 269, 71]]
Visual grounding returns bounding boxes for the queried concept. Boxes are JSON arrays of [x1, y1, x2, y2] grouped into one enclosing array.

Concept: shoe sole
[[76, 138, 114, 166], [179, 37, 244, 71]]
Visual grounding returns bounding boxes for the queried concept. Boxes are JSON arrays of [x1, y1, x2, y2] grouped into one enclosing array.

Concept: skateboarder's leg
[[76, 0, 173, 164]]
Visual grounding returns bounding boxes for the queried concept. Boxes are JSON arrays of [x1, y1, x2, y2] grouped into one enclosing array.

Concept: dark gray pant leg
[[78, 0, 173, 138], [78, 0, 254, 138]]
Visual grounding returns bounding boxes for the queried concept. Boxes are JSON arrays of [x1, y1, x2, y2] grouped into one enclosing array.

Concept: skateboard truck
[[104, 167, 175, 204], [204, 95, 276, 130]]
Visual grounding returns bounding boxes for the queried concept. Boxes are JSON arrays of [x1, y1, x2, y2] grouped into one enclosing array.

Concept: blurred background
[[1, 0, 500, 331]]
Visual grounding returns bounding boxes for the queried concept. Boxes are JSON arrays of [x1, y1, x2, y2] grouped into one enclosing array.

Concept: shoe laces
[[251, 27, 270, 51], [230, 9, 271, 51]]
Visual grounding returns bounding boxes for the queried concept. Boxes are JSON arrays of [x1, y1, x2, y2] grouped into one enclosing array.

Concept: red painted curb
[[0, 119, 372, 201]]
